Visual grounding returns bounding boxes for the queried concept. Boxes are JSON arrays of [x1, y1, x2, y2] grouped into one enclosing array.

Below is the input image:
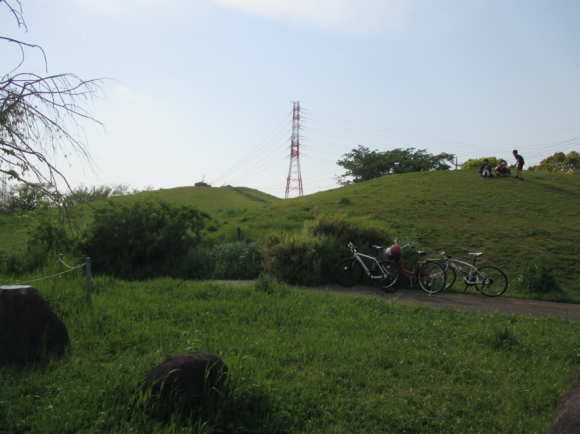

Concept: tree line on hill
[[0, 183, 153, 214], [461, 151, 579, 173], [335, 146, 455, 185], [335, 146, 579, 185]]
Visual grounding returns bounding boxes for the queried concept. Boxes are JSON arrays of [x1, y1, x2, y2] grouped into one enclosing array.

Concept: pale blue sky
[[2, 0, 579, 197]]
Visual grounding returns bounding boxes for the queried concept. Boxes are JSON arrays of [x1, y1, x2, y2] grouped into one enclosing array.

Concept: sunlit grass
[[0, 273, 577, 433]]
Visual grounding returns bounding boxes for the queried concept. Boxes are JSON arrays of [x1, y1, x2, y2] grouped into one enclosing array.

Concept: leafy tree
[[461, 157, 501, 170], [1, 0, 104, 208], [64, 183, 154, 206], [0, 182, 48, 213], [528, 151, 580, 174], [79, 201, 211, 279], [335, 145, 454, 185]]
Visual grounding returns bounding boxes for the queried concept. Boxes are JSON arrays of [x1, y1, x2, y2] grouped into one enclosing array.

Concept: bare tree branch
[[1, 0, 107, 222], [1, 0, 26, 30]]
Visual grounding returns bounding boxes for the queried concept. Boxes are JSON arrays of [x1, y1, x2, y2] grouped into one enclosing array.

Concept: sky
[[2, 0, 580, 198]]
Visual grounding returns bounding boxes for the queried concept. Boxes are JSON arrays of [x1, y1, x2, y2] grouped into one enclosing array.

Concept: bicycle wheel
[[444, 265, 456, 290], [335, 258, 364, 287], [418, 261, 446, 295], [474, 266, 508, 297], [377, 260, 401, 293]]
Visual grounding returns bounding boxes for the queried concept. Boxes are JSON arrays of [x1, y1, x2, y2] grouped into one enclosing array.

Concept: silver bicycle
[[335, 242, 401, 292], [439, 251, 508, 297]]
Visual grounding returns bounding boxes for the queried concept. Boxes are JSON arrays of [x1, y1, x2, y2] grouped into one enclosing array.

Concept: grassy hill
[[0, 185, 280, 252], [1, 171, 579, 294], [107, 185, 280, 213], [212, 170, 580, 293]]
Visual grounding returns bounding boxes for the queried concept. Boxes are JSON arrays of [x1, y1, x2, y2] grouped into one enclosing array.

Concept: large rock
[[0, 285, 70, 364], [137, 351, 228, 403], [548, 370, 580, 434]]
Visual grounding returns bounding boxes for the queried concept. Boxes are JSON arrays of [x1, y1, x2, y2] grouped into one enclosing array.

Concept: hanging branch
[[1, 0, 106, 218]]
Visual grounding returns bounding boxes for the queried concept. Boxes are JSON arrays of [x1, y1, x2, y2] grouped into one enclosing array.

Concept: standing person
[[479, 159, 492, 179], [513, 150, 525, 181]]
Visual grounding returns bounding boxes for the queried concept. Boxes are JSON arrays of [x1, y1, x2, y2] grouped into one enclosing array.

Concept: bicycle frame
[[444, 259, 479, 285], [396, 244, 436, 283], [440, 252, 497, 291], [393, 259, 422, 280], [351, 251, 389, 281], [335, 242, 401, 291]]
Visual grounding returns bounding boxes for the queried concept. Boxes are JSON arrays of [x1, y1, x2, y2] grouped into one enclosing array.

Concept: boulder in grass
[[0, 285, 70, 365], [137, 351, 229, 404], [548, 370, 580, 434]]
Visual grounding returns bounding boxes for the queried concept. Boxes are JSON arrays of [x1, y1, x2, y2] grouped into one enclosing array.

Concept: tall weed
[[513, 260, 562, 294], [209, 241, 263, 280], [182, 242, 263, 280]]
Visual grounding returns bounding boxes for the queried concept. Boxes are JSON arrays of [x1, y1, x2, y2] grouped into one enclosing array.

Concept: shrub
[[261, 232, 326, 286], [79, 201, 211, 279], [461, 157, 500, 170], [182, 245, 212, 280], [0, 247, 48, 277], [28, 211, 74, 254], [260, 214, 392, 286], [513, 260, 562, 294]]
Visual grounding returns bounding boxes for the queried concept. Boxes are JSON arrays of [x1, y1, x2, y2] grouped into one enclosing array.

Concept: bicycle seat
[[468, 253, 483, 257], [417, 251, 427, 256]]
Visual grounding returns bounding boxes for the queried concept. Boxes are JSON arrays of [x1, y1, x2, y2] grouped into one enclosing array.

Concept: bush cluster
[[260, 214, 392, 286], [513, 260, 562, 294], [78, 201, 210, 279], [5, 201, 264, 281]]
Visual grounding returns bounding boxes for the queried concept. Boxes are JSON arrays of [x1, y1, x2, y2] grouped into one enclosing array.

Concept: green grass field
[[0, 272, 578, 433]]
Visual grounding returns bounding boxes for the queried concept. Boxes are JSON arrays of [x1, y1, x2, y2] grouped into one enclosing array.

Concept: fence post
[[237, 227, 241, 242], [85, 257, 92, 303]]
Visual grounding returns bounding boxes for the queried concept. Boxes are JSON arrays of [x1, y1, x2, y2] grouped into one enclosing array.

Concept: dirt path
[[215, 281, 580, 321], [309, 284, 580, 321]]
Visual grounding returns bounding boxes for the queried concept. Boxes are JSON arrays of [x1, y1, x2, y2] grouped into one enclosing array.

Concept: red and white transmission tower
[[285, 101, 304, 199]]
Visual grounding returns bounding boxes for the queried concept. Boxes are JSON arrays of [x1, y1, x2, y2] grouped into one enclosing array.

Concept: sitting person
[[479, 159, 493, 179], [495, 160, 511, 177]]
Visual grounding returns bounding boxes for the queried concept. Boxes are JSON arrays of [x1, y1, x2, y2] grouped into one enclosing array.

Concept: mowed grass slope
[[217, 170, 580, 292], [105, 185, 280, 214]]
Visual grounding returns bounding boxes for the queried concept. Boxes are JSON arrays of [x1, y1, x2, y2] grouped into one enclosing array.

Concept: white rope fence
[[5, 255, 93, 303]]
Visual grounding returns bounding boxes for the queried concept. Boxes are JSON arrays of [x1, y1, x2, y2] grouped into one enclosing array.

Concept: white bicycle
[[438, 251, 508, 297], [335, 242, 401, 292]]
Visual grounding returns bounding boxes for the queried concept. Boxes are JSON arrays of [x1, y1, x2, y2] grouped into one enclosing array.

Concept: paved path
[[308, 284, 580, 321], [214, 281, 580, 321]]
